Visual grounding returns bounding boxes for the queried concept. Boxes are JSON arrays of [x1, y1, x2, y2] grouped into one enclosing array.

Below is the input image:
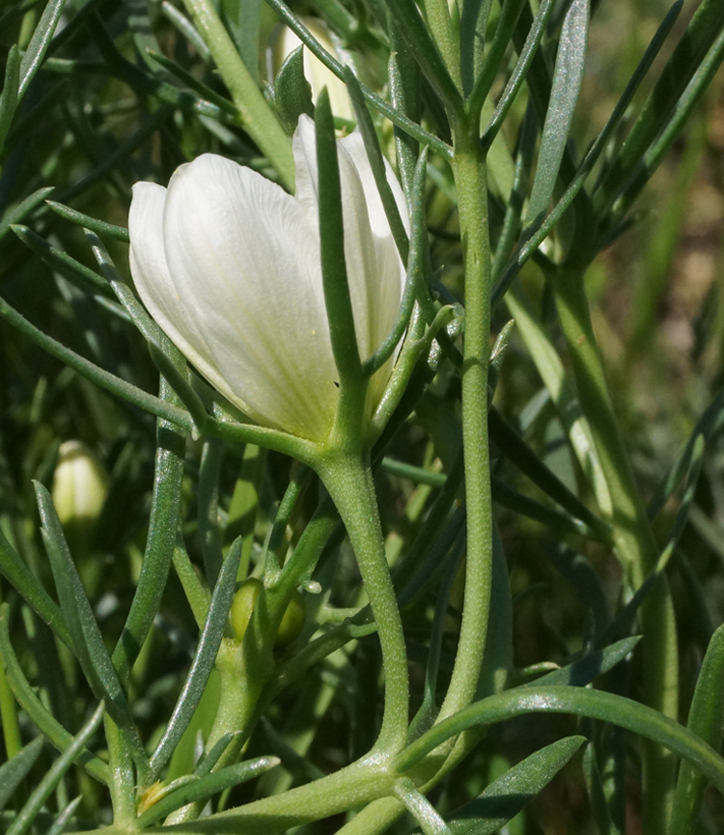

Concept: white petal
[[292, 115, 319, 221], [137, 155, 339, 441], [337, 134, 407, 408], [130, 181, 217, 373]]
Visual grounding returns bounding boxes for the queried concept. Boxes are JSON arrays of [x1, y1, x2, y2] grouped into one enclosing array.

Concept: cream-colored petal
[[130, 181, 221, 378], [292, 114, 319, 222], [293, 119, 407, 413], [337, 135, 407, 409], [141, 154, 338, 441]]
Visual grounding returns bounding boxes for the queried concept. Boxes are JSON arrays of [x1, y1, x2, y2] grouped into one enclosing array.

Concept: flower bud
[[52, 440, 108, 556], [230, 579, 306, 647]]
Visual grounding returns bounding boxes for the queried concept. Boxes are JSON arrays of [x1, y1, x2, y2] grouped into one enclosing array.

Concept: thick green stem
[[104, 715, 137, 827], [553, 267, 679, 833], [318, 451, 409, 754], [437, 126, 494, 721]]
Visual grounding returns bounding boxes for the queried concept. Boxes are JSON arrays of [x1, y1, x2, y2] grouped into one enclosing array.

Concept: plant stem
[[180, 0, 295, 189], [553, 266, 679, 833], [104, 715, 137, 827], [437, 122, 494, 721], [318, 450, 409, 754]]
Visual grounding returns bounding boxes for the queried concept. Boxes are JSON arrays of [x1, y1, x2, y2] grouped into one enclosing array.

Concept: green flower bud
[[230, 579, 306, 647], [275, 589, 306, 647]]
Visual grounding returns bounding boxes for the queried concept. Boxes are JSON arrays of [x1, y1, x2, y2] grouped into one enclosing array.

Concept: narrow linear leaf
[[0, 529, 72, 648], [315, 90, 361, 386], [668, 623, 724, 835], [138, 757, 280, 827], [395, 777, 453, 835], [526, 635, 640, 689], [34, 483, 149, 779], [482, 0, 556, 149], [489, 407, 610, 538], [582, 741, 621, 835], [19, 0, 67, 97], [526, 0, 590, 224], [0, 292, 194, 431], [45, 200, 129, 242], [45, 795, 82, 835], [111, 375, 187, 685], [0, 188, 54, 241], [0, 45, 21, 148], [395, 686, 724, 795], [11, 225, 112, 297], [649, 389, 724, 519], [149, 537, 243, 778], [0, 605, 108, 784], [5, 702, 103, 835], [440, 736, 586, 834], [0, 736, 44, 813]]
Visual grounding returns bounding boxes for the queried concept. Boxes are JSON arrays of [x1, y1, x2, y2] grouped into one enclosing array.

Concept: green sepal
[[275, 45, 315, 130]]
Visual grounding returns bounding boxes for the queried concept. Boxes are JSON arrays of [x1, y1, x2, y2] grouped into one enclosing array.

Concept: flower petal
[[135, 155, 339, 441], [293, 117, 407, 412]]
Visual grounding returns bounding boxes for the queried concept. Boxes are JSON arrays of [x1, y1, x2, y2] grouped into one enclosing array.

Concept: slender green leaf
[[0, 529, 72, 648], [468, 0, 527, 122], [440, 736, 586, 834], [111, 376, 188, 685], [5, 702, 103, 835], [668, 623, 724, 835], [395, 777, 452, 835], [146, 49, 237, 118], [489, 407, 610, 539], [34, 483, 149, 779], [344, 67, 409, 263], [529, 636, 640, 688], [0, 292, 194, 431], [0, 736, 44, 813], [481, 0, 555, 150], [315, 90, 362, 387], [198, 439, 224, 588], [45, 795, 82, 835], [526, 0, 590, 225], [0, 607, 108, 783], [365, 147, 427, 376], [394, 686, 724, 794], [149, 537, 243, 779], [138, 757, 279, 827], [160, 0, 211, 60], [583, 741, 622, 835], [595, 0, 724, 213], [18, 0, 66, 97], [0, 45, 20, 148], [0, 188, 54, 241], [45, 200, 130, 242], [11, 225, 112, 297]]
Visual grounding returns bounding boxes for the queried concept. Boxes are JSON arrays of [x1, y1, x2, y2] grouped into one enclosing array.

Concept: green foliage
[[0, 0, 723, 833]]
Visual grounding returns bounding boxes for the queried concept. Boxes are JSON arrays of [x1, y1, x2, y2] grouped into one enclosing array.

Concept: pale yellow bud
[[52, 441, 108, 554]]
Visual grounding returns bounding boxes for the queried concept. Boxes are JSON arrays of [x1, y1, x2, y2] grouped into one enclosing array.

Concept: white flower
[[271, 20, 355, 122], [129, 116, 407, 443]]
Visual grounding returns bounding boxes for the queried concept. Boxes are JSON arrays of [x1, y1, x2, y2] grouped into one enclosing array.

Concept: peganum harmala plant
[[0, 0, 723, 834]]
